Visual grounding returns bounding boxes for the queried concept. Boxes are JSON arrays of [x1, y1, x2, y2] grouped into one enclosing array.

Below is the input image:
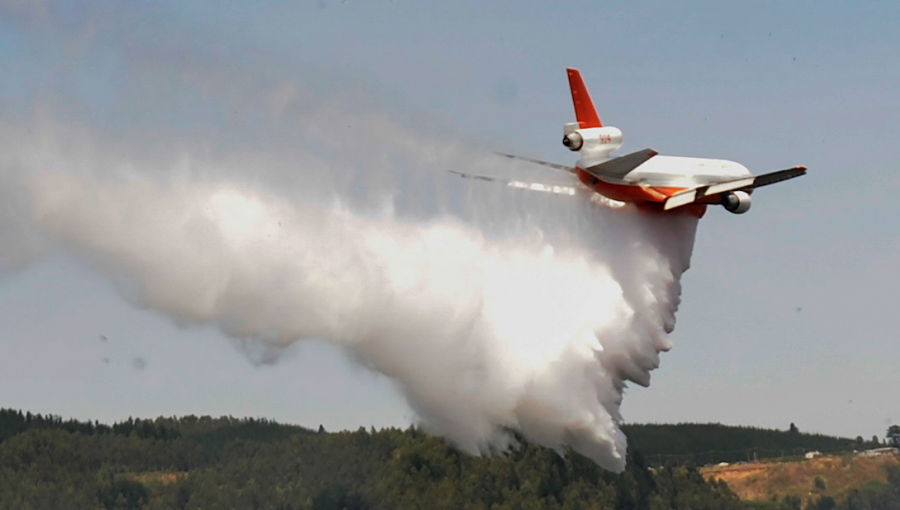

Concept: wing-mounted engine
[[722, 190, 752, 214]]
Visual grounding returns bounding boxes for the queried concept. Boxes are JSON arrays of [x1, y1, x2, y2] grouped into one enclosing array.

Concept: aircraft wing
[[448, 170, 581, 196], [663, 166, 807, 211]]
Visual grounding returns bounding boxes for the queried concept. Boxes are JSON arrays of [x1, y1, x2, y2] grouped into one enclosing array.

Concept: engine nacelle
[[561, 126, 623, 156], [562, 131, 583, 150], [722, 190, 752, 214]]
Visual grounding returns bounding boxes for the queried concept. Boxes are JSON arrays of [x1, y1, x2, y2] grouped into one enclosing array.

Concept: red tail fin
[[566, 68, 602, 129]]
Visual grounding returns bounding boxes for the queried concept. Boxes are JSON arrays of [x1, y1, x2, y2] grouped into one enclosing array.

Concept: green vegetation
[[813, 475, 827, 492], [802, 466, 900, 510], [0, 409, 742, 510], [888, 425, 900, 448], [836, 466, 900, 509], [623, 423, 861, 466], [0, 409, 896, 510]]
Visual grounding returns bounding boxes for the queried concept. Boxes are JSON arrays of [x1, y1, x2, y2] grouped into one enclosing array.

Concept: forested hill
[[0, 410, 860, 466], [0, 409, 743, 510], [0, 409, 894, 510], [623, 423, 861, 465]]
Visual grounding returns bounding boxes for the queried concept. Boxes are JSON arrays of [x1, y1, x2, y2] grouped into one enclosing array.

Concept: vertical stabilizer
[[566, 68, 603, 129]]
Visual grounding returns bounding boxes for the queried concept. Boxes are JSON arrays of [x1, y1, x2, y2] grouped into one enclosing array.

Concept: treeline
[[0, 409, 183, 442], [623, 423, 862, 465], [0, 409, 895, 510], [0, 409, 743, 510]]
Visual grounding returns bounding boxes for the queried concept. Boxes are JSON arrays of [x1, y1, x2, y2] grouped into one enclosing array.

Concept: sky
[[1, 0, 899, 444]]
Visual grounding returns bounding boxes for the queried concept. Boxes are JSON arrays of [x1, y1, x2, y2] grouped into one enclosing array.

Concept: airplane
[[451, 68, 806, 217]]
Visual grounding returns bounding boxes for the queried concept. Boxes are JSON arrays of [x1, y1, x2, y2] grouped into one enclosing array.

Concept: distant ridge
[[2, 409, 894, 510], [624, 423, 861, 465]]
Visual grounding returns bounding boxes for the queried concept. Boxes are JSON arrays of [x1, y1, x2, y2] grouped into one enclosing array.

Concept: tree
[[813, 475, 827, 492], [807, 495, 836, 510], [789, 423, 799, 435], [888, 425, 900, 448], [780, 494, 801, 510]]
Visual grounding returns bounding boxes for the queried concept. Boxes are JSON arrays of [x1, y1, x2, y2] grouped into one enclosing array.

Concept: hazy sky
[[1, 0, 899, 442]]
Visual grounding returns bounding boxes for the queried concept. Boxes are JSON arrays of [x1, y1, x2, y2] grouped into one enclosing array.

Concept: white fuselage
[[572, 124, 752, 188], [616, 155, 752, 187]]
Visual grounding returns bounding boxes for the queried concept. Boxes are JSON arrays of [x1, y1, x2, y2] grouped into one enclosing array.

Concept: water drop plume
[[1, 119, 697, 472]]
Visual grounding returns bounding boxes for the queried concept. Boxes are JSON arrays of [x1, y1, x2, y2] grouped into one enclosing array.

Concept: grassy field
[[702, 453, 899, 505]]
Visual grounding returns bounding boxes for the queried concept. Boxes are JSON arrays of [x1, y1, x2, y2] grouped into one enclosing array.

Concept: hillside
[[0, 409, 744, 510], [623, 423, 861, 465], [703, 454, 899, 503], [1, 409, 896, 510]]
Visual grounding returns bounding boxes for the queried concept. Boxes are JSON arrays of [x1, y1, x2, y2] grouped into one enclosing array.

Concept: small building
[[857, 447, 900, 458]]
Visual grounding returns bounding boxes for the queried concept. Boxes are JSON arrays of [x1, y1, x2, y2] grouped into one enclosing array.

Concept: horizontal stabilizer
[[582, 149, 659, 181]]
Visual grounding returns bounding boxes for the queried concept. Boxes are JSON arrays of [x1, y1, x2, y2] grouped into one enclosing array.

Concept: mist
[[0, 4, 699, 472], [0, 113, 697, 472]]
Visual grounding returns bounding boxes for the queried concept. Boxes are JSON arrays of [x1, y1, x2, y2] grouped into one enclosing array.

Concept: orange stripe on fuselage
[[575, 168, 685, 202], [575, 168, 707, 218]]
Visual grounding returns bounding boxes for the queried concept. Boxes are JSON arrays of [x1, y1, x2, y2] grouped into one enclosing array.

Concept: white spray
[[0, 113, 697, 472]]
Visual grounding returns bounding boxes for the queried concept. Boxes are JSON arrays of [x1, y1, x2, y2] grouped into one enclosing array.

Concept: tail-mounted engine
[[562, 123, 623, 159], [562, 130, 584, 150]]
